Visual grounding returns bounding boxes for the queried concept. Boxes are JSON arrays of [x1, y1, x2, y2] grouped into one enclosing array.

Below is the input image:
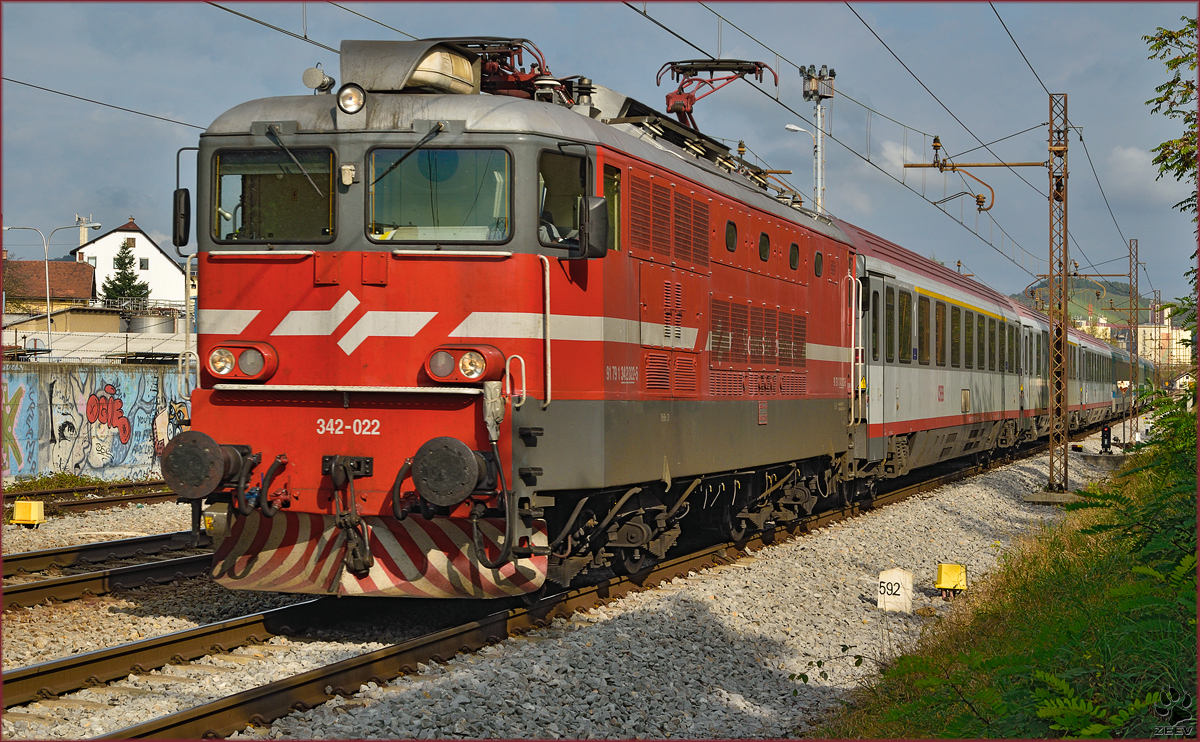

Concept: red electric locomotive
[[162, 38, 1137, 601]]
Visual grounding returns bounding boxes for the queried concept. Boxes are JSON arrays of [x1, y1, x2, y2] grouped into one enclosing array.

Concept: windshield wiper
[[371, 122, 445, 186], [267, 124, 324, 198]]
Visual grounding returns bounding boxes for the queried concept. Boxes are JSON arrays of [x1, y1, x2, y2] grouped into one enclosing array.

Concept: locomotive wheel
[[612, 547, 649, 575], [725, 516, 748, 541], [518, 583, 549, 607]]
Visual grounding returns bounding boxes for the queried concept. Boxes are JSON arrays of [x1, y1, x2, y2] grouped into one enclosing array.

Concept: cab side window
[[603, 165, 621, 252], [538, 151, 586, 248]]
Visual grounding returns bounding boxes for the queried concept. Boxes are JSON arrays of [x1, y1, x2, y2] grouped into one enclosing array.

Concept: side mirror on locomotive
[[580, 195, 608, 259], [173, 188, 191, 247]]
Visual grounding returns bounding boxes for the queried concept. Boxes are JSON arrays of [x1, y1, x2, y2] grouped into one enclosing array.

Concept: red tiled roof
[[2, 260, 96, 300]]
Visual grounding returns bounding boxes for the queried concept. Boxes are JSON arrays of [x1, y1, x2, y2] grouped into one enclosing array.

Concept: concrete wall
[[2, 362, 191, 483]]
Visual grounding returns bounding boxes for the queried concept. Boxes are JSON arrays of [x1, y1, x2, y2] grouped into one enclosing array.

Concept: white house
[[71, 217, 187, 303]]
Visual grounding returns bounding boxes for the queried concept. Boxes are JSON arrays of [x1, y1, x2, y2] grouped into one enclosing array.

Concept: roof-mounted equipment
[[427, 37, 574, 105], [656, 59, 778, 130]]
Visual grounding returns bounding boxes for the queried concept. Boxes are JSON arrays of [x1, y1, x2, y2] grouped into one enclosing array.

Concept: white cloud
[[1105, 145, 1191, 207], [878, 139, 924, 175]]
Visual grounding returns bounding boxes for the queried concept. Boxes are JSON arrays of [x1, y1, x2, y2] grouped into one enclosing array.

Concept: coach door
[[863, 270, 891, 461]]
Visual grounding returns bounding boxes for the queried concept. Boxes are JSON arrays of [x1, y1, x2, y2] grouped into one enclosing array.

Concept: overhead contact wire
[[2, 77, 205, 129], [208, 2, 339, 53], [624, 4, 1040, 278]]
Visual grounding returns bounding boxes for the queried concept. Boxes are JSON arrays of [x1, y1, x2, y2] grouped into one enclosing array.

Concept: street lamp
[[3, 217, 101, 355], [784, 124, 819, 213]]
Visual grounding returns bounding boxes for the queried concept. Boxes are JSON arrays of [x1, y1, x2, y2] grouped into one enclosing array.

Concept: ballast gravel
[[219, 434, 1119, 740], [2, 501, 193, 553], [0, 428, 1133, 740]]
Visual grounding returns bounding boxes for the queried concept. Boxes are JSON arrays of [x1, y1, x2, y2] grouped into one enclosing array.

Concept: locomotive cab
[[164, 38, 620, 598]]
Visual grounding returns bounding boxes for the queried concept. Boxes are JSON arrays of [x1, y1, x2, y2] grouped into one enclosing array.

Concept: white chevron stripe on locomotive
[[197, 308, 260, 335], [271, 290, 361, 336], [337, 311, 438, 354]]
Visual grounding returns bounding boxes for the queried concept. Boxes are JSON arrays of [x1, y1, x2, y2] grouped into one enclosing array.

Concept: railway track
[[2, 532, 212, 610], [3, 480, 177, 515], [2, 428, 1104, 738]]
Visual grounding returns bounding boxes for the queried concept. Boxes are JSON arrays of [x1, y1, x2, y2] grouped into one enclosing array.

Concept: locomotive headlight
[[429, 350, 455, 378], [337, 83, 366, 114], [458, 351, 486, 379], [237, 348, 265, 376], [209, 348, 236, 375]]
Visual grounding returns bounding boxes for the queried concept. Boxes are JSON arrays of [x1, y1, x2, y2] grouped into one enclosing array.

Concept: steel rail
[[2, 599, 331, 708], [3, 531, 210, 578], [2, 553, 212, 610], [96, 542, 756, 739], [34, 491, 180, 513]]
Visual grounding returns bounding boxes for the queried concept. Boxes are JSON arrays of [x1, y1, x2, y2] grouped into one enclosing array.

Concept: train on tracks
[[161, 37, 1152, 600]]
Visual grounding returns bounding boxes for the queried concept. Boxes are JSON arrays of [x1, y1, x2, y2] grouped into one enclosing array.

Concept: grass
[[817, 394, 1197, 739], [3, 472, 160, 494]]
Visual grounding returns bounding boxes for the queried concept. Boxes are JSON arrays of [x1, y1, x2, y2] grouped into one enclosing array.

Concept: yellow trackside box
[[936, 563, 967, 591], [12, 500, 46, 528]]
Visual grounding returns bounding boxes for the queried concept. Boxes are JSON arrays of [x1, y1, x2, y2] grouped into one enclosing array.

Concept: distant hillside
[[1008, 278, 1179, 326]]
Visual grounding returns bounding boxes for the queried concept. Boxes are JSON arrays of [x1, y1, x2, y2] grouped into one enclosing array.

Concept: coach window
[[789, 242, 800, 270], [898, 291, 912, 363], [871, 290, 880, 361], [885, 287, 896, 363], [964, 310, 974, 369], [814, 251, 824, 277], [988, 318, 996, 371], [214, 149, 335, 242], [918, 296, 931, 365], [604, 165, 621, 252], [935, 301, 947, 367], [1007, 325, 1016, 373], [998, 322, 1007, 372], [725, 220, 737, 252], [951, 306, 961, 368], [977, 315, 987, 373], [759, 232, 770, 262], [537, 151, 586, 248]]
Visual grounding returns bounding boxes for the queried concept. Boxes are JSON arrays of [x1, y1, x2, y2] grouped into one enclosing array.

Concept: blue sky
[[3, 2, 1195, 303]]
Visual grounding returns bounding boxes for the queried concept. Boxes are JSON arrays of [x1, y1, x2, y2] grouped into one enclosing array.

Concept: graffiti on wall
[[2, 363, 191, 482]]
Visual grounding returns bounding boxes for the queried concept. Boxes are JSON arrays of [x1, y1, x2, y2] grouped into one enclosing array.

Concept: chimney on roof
[[77, 214, 95, 246]]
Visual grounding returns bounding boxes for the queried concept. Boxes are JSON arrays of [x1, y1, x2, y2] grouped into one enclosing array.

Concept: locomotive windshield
[[213, 150, 334, 242], [368, 148, 511, 243]]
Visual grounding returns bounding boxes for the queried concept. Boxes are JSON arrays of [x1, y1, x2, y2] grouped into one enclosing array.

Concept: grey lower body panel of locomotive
[[509, 397, 849, 492]]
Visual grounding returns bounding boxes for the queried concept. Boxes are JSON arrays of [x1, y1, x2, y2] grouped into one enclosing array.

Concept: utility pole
[[1046, 94, 1070, 491], [801, 65, 835, 214], [902, 93, 1069, 490], [1126, 238, 1139, 442]]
